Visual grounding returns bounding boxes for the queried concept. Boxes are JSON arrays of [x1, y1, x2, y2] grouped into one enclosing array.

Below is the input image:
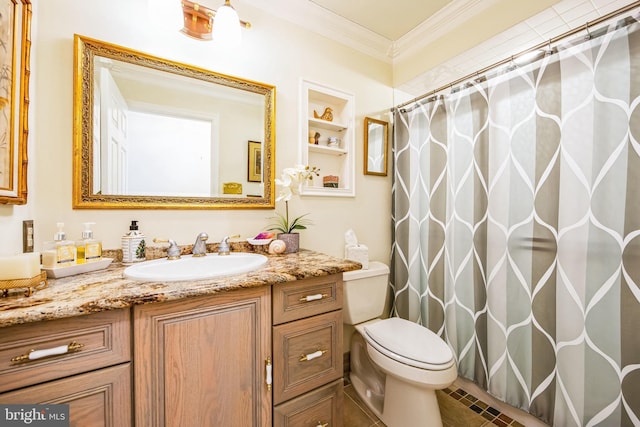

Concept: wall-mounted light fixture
[[181, 0, 250, 45]]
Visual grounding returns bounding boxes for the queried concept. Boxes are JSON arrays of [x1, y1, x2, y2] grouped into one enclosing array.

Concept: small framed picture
[[247, 140, 262, 182]]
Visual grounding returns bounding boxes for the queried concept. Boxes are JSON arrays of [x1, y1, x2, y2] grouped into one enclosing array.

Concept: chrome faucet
[[218, 234, 240, 256], [192, 232, 209, 257]]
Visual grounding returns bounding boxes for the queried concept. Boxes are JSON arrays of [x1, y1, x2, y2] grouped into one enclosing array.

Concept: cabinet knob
[[300, 349, 327, 362], [299, 293, 328, 302], [265, 357, 272, 391], [10, 341, 84, 363], [316, 422, 329, 427]]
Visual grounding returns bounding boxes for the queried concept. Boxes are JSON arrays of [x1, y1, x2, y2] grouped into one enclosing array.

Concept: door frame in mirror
[[363, 117, 388, 176], [72, 35, 276, 209]]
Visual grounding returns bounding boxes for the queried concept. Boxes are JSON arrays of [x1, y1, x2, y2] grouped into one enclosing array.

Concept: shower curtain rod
[[393, 0, 640, 111]]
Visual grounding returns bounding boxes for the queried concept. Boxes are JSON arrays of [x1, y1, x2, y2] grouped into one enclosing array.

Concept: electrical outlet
[[23, 220, 34, 253]]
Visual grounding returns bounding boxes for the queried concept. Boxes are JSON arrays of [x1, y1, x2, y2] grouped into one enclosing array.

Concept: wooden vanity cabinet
[[272, 274, 344, 427], [134, 285, 272, 427], [0, 272, 346, 427], [0, 309, 132, 427]]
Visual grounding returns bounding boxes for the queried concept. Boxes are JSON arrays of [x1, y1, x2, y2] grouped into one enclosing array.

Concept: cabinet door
[[134, 287, 272, 427], [0, 363, 132, 427]]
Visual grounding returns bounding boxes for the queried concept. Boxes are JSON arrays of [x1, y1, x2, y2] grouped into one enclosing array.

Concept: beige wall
[[0, 0, 394, 261], [392, 0, 561, 88], [0, 0, 582, 261]]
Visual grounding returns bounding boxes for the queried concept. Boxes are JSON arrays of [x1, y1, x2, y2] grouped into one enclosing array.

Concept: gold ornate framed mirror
[[72, 35, 275, 209], [363, 117, 388, 176]]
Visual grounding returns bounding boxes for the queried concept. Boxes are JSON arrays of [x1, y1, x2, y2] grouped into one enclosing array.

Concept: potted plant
[[268, 165, 319, 253]]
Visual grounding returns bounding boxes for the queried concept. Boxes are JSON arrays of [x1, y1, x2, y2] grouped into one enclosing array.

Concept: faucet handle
[[218, 234, 240, 255], [153, 238, 181, 260]]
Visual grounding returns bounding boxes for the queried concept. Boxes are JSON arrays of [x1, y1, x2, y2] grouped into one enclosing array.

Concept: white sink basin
[[123, 253, 268, 282]]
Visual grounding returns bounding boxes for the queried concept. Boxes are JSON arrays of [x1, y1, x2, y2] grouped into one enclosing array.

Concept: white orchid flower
[[275, 165, 317, 201], [275, 173, 294, 201], [269, 165, 320, 233]]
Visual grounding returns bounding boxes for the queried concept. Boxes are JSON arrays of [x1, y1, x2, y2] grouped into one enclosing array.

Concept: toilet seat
[[363, 317, 454, 371]]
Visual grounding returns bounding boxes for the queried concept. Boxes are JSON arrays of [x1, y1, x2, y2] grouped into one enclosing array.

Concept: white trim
[[391, 0, 502, 60], [241, 0, 485, 61]]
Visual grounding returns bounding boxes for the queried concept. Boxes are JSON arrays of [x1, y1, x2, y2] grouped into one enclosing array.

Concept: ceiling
[[240, 0, 507, 63], [240, 0, 638, 95], [307, 0, 455, 41]]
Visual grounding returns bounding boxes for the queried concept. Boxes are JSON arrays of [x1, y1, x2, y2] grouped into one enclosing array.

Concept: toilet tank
[[342, 261, 390, 325]]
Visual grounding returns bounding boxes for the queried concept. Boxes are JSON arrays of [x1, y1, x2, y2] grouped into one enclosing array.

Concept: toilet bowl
[[343, 262, 457, 427]]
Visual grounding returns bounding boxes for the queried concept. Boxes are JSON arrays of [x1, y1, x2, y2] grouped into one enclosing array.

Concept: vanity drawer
[[0, 363, 132, 427], [273, 310, 343, 404], [273, 274, 343, 325], [0, 309, 131, 393], [274, 378, 343, 427]]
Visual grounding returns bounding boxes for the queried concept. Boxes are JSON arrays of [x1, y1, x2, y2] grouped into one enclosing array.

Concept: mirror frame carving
[[72, 35, 276, 209], [0, 1, 31, 205], [363, 117, 388, 176]]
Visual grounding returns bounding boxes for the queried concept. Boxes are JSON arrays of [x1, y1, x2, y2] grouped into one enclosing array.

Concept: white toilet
[[343, 262, 457, 427]]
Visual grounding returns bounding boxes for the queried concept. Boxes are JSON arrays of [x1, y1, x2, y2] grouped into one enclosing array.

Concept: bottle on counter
[[76, 222, 103, 264], [122, 220, 146, 263], [42, 222, 77, 268]]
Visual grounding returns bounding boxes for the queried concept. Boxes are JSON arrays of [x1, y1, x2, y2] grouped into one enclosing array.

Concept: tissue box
[[345, 244, 369, 269]]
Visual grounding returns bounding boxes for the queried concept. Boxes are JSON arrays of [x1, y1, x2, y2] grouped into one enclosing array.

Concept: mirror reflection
[[364, 117, 388, 176], [73, 35, 275, 209]]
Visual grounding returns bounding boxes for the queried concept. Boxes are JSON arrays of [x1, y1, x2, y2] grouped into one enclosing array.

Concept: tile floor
[[344, 384, 527, 427]]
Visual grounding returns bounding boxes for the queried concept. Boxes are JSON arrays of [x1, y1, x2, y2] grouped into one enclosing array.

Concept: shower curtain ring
[[585, 22, 592, 40]]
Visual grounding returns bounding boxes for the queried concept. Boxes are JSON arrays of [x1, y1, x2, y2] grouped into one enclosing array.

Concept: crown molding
[[241, 0, 393, 62], [391, 0, 502, 60], [241, 0, 499, 63]]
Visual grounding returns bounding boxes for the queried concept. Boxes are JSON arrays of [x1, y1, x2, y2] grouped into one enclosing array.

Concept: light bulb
[[212, 2, 241, 47]]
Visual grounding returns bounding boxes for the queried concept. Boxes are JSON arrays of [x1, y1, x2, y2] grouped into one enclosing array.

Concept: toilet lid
[[363, 317, 454, 370]]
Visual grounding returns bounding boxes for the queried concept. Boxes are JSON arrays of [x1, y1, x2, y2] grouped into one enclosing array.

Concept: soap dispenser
[[122, 220, 146, 263], [76, 222, 102, 264], [42, 222, 77, 268]]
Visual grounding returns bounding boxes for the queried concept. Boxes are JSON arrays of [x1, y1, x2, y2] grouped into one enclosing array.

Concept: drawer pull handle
[[300, 349, 327, 362], [300, 293, 328, 302], [265, 357, 272, 391], [316, 423, 328, 427], [11, 341, 84, 363]]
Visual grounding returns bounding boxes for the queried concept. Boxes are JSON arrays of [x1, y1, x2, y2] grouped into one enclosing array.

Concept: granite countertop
[[0, 249, 361, 329]]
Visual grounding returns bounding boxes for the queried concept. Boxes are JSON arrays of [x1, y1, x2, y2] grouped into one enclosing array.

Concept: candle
[[0, 253, 41, 281]]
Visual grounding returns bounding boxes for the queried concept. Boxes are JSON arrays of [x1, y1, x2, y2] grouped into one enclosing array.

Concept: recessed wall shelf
[[308, 145, 347, 156], [308, 117, 348, 132], [299, 79, 355, 197]]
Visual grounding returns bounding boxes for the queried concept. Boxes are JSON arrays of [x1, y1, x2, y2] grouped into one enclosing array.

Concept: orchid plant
[[268, 165, 320, 234]]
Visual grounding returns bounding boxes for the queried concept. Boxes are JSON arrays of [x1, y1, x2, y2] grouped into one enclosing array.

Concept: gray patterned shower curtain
[[391, 13, 640, 427]]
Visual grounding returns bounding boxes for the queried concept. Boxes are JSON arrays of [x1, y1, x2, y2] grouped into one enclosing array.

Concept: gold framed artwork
[[248, 140, 262, 182], [0, 0, 31, 204]]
